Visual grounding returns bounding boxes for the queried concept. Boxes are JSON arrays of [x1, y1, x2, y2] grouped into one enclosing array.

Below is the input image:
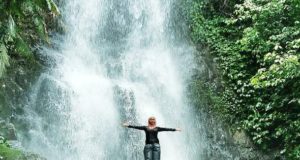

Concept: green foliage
[[0, 43, 9, 77], [187, 0, 300, 158], [0, 144, 23, 160], [45, 0, 60, 16], [0, 0, 60, 77], [0, 137, 22, 160], [188, 79, 229, 117]]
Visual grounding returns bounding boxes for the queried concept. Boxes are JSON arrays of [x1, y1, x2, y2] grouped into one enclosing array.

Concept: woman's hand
[[122, 122, 129, 127], [176, 128, 182, 131]]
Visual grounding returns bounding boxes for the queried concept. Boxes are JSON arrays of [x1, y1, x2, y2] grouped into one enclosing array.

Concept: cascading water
[[18, 0, 215, 159]]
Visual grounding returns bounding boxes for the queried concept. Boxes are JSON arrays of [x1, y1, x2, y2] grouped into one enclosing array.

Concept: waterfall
[[18, 0, 210, 159]]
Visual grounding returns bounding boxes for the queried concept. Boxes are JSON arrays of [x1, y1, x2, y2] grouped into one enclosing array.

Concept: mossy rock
[[0, 144, 46, 160], [0, 143, 23, 160]]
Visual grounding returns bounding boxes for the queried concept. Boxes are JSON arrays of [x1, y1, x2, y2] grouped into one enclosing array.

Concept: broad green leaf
[[0, 43, 9, 77]]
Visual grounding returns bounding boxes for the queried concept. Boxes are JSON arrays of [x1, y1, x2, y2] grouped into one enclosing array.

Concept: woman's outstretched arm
[[157, 127, 181, 132], [122, 122, 146, 130]]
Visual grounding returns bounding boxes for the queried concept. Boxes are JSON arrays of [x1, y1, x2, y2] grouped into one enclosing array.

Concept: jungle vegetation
[[187, 0, 300, 159]]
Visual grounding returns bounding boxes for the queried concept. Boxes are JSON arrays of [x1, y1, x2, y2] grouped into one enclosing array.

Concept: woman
[[122, 116, 181, 160]]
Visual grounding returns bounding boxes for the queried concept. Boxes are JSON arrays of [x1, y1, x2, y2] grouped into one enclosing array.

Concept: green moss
[[188, 79, 231, 122], [0, 144, 22, 160]]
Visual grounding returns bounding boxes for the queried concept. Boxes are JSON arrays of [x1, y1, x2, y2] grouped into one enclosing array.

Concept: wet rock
[[0, 136, 5, 144], [0, 135, 46, 160], [23, 153, 47, 160], [0, 143, 47, 160], [233, 130, 252, 148], [15, 68, 28, 89], [0, 121, 17, 140]]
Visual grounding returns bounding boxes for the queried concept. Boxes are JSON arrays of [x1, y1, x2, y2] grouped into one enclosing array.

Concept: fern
[[0, 0, 60, 78], [34, 16, 49, 43], [15, 34, 33, 58]]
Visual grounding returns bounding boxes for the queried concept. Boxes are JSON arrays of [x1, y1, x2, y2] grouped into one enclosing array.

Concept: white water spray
[[19, 0, 209, 159]]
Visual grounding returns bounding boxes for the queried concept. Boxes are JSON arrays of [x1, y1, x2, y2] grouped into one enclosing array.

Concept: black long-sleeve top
[[128, 125, 176, 144]]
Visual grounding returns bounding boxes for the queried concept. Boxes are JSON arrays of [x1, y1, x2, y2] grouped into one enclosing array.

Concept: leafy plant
[[0, 0, 60, 77], [186, 0, 300, 158]]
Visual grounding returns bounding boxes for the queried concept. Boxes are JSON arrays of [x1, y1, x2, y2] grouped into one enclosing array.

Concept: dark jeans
[[143, 143, 161, 160]]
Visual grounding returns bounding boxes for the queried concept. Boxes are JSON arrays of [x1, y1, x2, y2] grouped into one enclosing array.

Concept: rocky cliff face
[[199, 111, 281, 160], [0, 59, 41, 139], [191, 44, 283, 160], [0, 1, 60, 159], [0, 0, 61, 138], [0, 36, 46, 160]]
